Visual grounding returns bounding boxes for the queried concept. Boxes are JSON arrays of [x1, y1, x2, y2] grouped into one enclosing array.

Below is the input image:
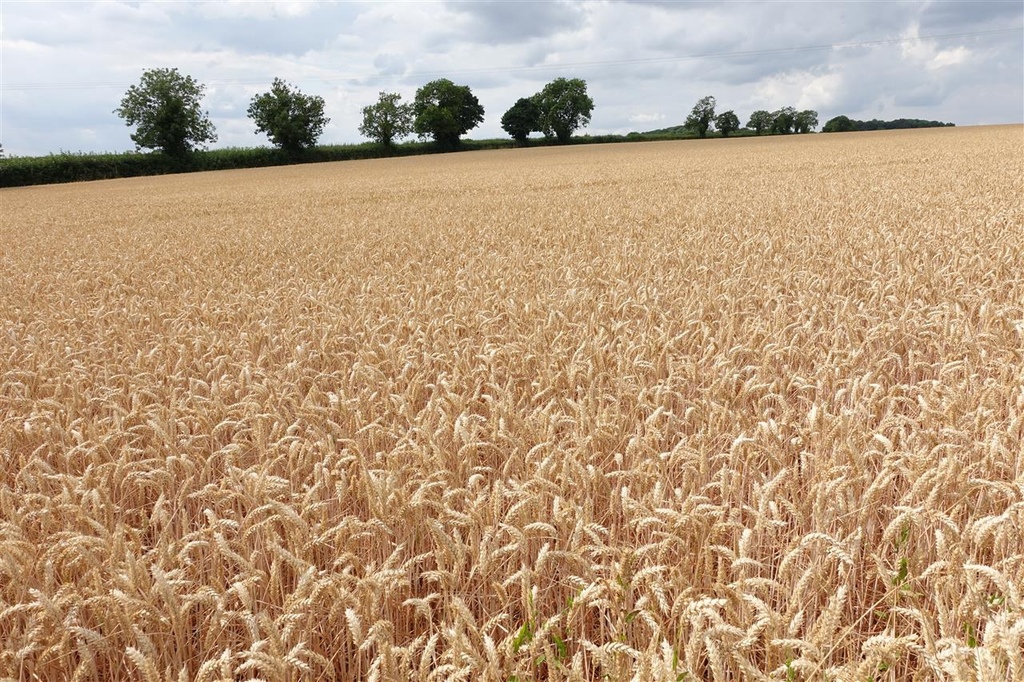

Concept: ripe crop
[[2, 126, 1022, 680]]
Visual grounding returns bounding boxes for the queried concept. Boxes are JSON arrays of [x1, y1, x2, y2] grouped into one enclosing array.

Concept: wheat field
[[1, 126, 1022, 681]]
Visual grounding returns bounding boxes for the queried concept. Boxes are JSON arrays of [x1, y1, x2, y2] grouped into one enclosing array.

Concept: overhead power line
[[1, 26, 1021, 92]]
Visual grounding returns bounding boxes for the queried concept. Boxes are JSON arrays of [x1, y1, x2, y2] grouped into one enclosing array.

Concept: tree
[[822, 115, 855, 133], [794, 110, 819, 134], [247, 78, 329, 152], [747, 110, 773, 136], [714, 110, 740, 137], [114, 68, 217, 156], [685, 95, 716, 138], [412, 79, 485, 149], [533, 77, 594, 144], [500, 97, 541, 144], [771, 106, 797, 134], [359, 92, 414, 148]]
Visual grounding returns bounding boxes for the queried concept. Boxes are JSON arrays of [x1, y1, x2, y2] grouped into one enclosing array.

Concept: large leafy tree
[[714, 110, 741, 137], [248, 78, 329, 152], [533, 77, 594, 144], [500, 97, 542, 144], [747, 110, 773, 136], [822, 115, 856, 133], [115, 68, 217, 156], [359, 92, 414, 148], [794, 109, 819, 134], [685, 95, 716, 138], [771, 106, 797, 134], [412, 79, 485, 149]]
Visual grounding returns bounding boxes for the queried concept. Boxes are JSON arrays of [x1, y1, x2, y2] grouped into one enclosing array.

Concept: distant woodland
[[642, 116, 955, 136], [820, 116, 956, 132]]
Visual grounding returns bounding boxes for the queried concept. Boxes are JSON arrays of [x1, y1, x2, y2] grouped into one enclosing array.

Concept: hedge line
[[0, 142, 425, 188], [0, 133, 702, 188]]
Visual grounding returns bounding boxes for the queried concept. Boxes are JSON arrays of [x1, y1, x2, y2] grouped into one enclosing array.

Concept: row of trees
[[114, 69, 330, 156], [683, 95, 819, 137], [357, 80, 484, 150], [500, 78, 595, 144], [121, 69, 941, 159], [358, 77, 595, 149], [357, 76, 596, 149], [114, 68, 596, 157]]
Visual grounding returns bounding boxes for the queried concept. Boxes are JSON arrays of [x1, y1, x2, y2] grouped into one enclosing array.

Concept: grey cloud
[[689, 49, 832, 88], [894, 82, 948, 108], [918, 0, 1024, 33], [4, 89, 132, 155], [442, 0, 584, 44], [577, 1, 917, 91], [811, 37, 1000, 124], [374, 53, 408, 76], [178, 6, 354, 57], [618, 1, 720, 10], [624, 0, 916, 41]]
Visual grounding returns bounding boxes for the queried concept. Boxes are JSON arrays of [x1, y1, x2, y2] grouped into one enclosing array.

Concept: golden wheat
[[2, 126, 1022, 680]]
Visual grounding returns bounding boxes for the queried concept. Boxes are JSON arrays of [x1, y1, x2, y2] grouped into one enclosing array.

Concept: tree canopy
[[685, 95, 716, 138], [413, 79, 485, 149], [114, 68, 217, 156], [500, 97, 542, 144], [822, 115, 855, 133], [533, 78, 594, 144], [247, 78, 330, 152], [770, 106, 797, 134], [794, 110, 819, 134], [714, 110, 741, 137], [746, 110, 773, 136], [360, 92, 414, 148]]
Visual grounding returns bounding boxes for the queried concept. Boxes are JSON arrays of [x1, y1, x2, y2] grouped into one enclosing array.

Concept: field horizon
[[2, 125, 1022, 680]]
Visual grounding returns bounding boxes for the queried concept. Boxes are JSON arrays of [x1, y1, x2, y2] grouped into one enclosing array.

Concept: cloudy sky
[[1, 0, 1022, 156]]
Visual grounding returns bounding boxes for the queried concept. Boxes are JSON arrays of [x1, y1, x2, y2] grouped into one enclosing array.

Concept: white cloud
[[629, 113, 666, 124], [901, 22, 973, 70], [191, 0, 320, 20], [2, 38, 52, 54], [749, 70, 843, 112], [930, 46, 971, 70], [797, 72, 844, 110]]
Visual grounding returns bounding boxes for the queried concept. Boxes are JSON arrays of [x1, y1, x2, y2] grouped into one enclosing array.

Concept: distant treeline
[[822, 116, 955, 132]]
